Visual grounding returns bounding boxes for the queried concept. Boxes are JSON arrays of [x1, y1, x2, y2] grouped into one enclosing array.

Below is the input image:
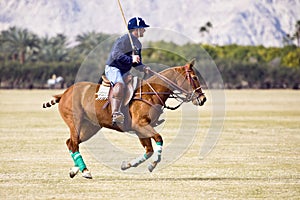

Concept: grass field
[[0, 89, 299, 199]]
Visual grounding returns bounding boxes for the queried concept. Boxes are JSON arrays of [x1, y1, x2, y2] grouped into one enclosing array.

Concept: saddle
[[95, 74, 138, 106], [96, 74, 165, 129]]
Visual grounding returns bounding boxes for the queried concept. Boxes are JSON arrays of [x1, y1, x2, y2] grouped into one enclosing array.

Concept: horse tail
[[42, 94, 62, 108]]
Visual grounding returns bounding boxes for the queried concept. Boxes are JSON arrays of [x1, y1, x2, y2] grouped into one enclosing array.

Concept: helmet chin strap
[[136, 17, 141, 38]]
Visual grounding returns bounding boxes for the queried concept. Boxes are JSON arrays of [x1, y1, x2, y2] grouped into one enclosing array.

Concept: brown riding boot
[[110, 82, 125, 124], [111, 97, 125, 124]]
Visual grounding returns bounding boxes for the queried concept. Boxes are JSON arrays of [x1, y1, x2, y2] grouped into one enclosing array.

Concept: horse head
[[174, 59, 207, 106]]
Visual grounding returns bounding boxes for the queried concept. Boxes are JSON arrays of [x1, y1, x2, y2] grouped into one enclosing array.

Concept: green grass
[[0, 89, 299, 199]]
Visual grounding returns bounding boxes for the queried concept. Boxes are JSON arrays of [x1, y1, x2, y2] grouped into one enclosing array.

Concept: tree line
[[0, 26, 299, 89]]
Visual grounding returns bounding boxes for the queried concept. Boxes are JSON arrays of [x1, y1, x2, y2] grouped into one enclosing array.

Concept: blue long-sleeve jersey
[[106, 33, 144, 75]]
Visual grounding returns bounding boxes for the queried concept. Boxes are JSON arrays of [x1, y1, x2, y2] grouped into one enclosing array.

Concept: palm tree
[[199, 21, 213, 43], [282, 34, 294, 46], [75, 31, 110, 56], [293, 20, 300, 47], [0, 33, 8, 61], [1, 26, 39, 64], [206, 21, 213, 31], [38, 34, 69, 62], [199, 26, 208, 37]]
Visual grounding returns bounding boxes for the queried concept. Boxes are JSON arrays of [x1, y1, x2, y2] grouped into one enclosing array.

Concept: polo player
[[105, 17, 150, 124]]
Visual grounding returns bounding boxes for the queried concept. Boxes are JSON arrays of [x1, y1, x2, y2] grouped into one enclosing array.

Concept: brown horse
[[43, 59, 206, 179]]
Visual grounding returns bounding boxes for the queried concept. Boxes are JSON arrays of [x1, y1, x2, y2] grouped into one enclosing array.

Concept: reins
[[147, 68, 190, 96]]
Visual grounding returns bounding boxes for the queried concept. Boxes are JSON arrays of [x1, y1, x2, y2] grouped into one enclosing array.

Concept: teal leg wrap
[[144, 153, 150, 159], [129, 153, 153, 167], [69, 151, 78, 167], [156, 141, 163, 146], [156, 142, 163, 153], [70, 151, 87, 172]]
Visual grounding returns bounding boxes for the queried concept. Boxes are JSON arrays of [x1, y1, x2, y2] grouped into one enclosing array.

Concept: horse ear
[[186, 58, 196, 69]]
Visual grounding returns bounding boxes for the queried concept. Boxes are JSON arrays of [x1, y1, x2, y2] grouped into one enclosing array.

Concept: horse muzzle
[[192, 94, 206, 106]]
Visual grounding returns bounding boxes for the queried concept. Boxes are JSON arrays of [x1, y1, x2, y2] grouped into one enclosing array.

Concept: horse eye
[[192, 76, 198, 81]]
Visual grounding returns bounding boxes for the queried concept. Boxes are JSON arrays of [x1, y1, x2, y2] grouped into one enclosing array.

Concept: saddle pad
[[95, 85, 110, 100], [95, 76, 139, 102]]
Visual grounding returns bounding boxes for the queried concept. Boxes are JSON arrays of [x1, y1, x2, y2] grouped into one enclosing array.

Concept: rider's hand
[[143, 66, 151, 74], [132, 55, 140, 63]]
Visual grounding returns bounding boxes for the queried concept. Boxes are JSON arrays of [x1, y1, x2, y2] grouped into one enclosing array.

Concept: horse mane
[[146, 66, 182, 83]]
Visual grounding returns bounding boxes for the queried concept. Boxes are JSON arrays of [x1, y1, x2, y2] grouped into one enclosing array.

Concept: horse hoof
[[121, 161, 131, 170], [69, 167, 79, 178], [82, 169, 92, 179], [148, 162, 157, 172]]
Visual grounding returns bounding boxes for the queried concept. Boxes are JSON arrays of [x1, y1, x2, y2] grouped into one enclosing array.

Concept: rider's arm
[[111, 38, 133, 68]]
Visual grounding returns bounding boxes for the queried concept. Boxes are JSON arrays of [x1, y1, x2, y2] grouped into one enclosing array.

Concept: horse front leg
[[121, 137, 153, 170], [125, 122, 164, 172], [148, 133, 163, 172], [135, 124, 163, 172]]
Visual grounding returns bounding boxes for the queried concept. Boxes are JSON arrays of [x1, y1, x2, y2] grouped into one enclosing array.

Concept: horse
[[42, 59, 206, 179], [47, 75, 64, 89]]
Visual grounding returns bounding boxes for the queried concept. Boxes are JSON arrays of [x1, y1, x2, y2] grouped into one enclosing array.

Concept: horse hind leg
[[67, 122, 101, 179], [121, 137, 154, 170], [66, 121, 93, 179], [66, 137, 92, 179], [77, 121, 101, 178]]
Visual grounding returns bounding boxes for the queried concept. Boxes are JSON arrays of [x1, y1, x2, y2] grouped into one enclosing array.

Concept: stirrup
[[112, 112, 125, 124]]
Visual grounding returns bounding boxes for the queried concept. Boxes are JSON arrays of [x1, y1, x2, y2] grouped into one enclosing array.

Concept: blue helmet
[[128, 17, 150, 30]]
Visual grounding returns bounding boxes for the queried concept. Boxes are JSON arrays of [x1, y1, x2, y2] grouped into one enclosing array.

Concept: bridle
[[134, 65, 204, 110], [174, 65, 204, 102]]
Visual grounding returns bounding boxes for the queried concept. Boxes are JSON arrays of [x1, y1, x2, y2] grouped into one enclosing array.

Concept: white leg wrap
[[69, 167, 79, 178], [82, 169, 92, 179], [152, 145, 162, 163], [130, 154, 147, 167], [148, 144, 163, 172]]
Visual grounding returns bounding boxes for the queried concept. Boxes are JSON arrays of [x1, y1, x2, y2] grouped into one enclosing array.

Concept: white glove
[[143, 66, 151, 74], [132, 55, 140, 63]]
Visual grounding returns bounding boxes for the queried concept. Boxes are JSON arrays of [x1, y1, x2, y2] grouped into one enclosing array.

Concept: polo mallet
[[117, 0, 135, 52], [116, 0, 147, 76]]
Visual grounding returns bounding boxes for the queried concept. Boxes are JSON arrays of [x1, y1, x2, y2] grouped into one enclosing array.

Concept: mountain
[[0, 0, 299, 47]]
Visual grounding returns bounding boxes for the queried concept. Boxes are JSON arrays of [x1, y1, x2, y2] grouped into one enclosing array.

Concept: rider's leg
[[111, 82, 125, 123], [105, 66, 126, 124]]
